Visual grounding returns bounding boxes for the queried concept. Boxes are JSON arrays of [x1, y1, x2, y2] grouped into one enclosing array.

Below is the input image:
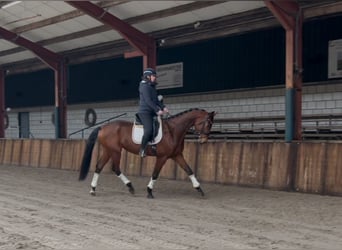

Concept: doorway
[[18, 112, 30, 138]]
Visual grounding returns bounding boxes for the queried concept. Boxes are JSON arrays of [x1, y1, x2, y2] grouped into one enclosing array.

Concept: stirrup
[[151, 145, 157, 155], [139, 149, 146, 158]]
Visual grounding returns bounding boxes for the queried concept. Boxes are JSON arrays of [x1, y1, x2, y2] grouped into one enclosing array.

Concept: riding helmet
[[143, 68, 157, 77]]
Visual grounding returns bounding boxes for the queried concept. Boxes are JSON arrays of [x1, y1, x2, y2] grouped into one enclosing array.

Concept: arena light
[[1, 1, 22, 9]]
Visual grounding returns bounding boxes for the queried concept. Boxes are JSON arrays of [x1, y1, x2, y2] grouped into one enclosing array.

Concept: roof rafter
[[0, 26, 63, 68], [0, 1, 224, 58], [11, 1, 129, 34]]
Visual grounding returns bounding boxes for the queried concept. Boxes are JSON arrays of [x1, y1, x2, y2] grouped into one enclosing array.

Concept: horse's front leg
[[147, 156, 168, 198], [173, 154, 204, 196]]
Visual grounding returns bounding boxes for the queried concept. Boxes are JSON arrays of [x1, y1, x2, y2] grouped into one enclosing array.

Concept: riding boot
[[139, 136, 149, 158]]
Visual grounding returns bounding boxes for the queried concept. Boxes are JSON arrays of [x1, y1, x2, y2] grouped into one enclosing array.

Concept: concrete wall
[[5, 80, 342, 139]]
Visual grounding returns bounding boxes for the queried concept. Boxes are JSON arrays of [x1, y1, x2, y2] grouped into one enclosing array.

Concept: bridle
[[193, 115, 213, 137]]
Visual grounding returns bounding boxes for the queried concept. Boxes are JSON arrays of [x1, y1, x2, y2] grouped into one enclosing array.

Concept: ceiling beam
[[123, 1, 225, 24], [1, 0, 339, 60], [1, 1, 224, 57], [2, 0, 341, 73], [11, 1, 221, 34], [0, 26, 62, 68], [67, 0, 156, 68], [304, 1, 342, 18], [11, 1, 129, 34]]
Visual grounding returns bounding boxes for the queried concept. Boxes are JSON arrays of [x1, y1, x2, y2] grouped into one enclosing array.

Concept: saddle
[[132, 114, 163, 145]]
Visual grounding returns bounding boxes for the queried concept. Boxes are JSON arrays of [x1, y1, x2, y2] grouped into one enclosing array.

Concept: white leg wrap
[[189, 174, 200, 188], [118, 173, 130, 185], [91, 173, 100, 188], [147, 178, 157, 189]]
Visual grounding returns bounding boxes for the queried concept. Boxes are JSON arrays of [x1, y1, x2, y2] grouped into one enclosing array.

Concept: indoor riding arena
[[1, 1, 342, 250]]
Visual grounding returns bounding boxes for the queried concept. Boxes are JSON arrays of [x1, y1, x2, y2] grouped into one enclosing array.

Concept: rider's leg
[[138, 113, 154, 157], [140, 136, 149, 158]]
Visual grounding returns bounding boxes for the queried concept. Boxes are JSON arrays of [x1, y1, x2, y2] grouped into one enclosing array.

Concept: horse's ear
[[210, 111, 217, 117]]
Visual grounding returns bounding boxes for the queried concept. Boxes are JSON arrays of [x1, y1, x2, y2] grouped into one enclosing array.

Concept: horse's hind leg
[[173, 154, 204, 196], [90, 150, 110, 196], [111, 151, 135, 195]]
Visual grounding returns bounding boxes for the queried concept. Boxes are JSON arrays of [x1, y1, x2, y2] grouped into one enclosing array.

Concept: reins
[[163, 108, 212, 138], [193, 115, 212, 136]]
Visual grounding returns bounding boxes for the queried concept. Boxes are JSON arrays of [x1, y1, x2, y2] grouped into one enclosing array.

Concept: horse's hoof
[[90, 187, 96, 196], [196, 186, 205, 196], [147, 187, 154, 199], [127, 182, 135, 195]]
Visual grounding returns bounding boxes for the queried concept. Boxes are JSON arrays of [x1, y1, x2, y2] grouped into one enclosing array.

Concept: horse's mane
[[164, 108, 206, 121]]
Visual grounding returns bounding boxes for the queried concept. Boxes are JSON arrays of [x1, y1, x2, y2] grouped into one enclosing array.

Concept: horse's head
[[193, 110, 216, 143]]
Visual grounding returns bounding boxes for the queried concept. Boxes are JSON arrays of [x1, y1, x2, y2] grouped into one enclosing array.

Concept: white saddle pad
[[132, 116, 163, 145]]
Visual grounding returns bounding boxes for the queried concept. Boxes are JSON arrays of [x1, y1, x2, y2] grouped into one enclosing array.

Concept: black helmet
[[143, 68, 157, 77]]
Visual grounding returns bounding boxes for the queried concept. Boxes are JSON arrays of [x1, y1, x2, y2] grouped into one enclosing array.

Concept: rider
[[137, 68, 169, 158]]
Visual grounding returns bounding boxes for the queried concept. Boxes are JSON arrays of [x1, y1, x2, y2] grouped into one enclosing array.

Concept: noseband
[[193, 115, 212, 137]]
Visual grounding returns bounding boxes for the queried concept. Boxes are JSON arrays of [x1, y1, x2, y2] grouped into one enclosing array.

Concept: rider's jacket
[[138, 80, 164, 115]]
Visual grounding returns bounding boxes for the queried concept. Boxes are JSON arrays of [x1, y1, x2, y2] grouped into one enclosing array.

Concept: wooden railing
[[186, 114, 342, 140]]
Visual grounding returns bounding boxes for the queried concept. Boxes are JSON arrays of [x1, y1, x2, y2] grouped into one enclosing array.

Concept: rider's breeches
[[138, 113, 154, 148]]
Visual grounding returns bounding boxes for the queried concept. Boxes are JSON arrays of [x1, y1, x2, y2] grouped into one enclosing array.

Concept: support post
[[265, 0, 303, 141], [0, 26, 68, 138], [0, 69, 5, 138], [54, 61, 68, 138]]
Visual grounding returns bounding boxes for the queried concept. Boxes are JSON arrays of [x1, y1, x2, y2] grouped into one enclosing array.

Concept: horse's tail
[[79, 127, 101, 181]]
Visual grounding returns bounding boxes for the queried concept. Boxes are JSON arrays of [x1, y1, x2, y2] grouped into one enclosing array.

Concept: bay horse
[[79, 108, 216, 198]]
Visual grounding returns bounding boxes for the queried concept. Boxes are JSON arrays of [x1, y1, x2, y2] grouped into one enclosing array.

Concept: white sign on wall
[[328, 39, 342, 79], [156, 62, 183, 89]]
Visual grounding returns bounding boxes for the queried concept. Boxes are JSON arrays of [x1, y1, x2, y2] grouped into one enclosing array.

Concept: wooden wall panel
[[70, 140, 86, 171], [324, 143, 342, 195], [125, 152, 141, 176], [30, 140, 41, 167], [296, 142, 326, 194], [196, 142, 217, 183], [49, 140, 63, 169], [20, 140, 32, 166], [264, 142, 292, 190], [238, 142, 268, 187], [2, 140, 13, 165], [0, 139, 5, 164], [61, 140, 74, 170], [11, 140, 22, 166], [39, 140, 52, 168], [216, 142, 243, 185], [1, 139, 342, 196]]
